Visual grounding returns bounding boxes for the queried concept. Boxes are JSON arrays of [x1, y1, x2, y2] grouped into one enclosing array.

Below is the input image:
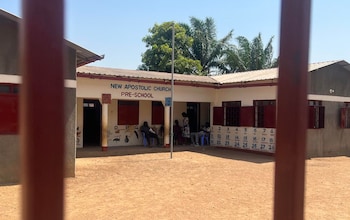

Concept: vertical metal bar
[[170, 22, 175, 159], [274, 0, 311, 219], [20, 0, 65, 219]]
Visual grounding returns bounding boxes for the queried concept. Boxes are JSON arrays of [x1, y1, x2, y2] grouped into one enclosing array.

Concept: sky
[[1, 1, 349, 70]]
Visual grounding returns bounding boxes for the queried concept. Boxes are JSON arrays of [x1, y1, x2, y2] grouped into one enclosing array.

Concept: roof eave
[[0, 9, 104, 67]]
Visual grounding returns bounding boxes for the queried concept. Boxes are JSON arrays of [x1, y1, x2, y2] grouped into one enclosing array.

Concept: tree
[[139, 22, 202, 74], [140, 19, 276, 75], [188, 17, 233, 75], [139, 17, 233, 75], [221, 33, 277, 73]]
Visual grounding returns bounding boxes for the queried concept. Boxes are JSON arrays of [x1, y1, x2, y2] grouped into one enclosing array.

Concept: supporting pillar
[[164, 105, 171, 147], [101, 103, 109, 151], [274, 0, 311, 219], [20, 0, 65, 219]]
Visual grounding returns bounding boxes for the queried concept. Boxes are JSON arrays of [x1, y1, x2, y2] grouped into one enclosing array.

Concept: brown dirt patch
[[1, 146, 350, 219]]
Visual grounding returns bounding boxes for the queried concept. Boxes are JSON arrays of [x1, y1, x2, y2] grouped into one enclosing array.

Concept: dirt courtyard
[[1, 145, 350, 219]]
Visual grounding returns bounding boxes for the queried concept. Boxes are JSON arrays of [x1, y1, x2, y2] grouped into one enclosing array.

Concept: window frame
[[253, 100, 277, 128], [340, 102, 350, 128], [222, 101, 241, 126], [308, 100, 325, 129]]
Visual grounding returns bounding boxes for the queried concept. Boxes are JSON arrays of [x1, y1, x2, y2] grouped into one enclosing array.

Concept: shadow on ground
[[77, 145, 274, 164]]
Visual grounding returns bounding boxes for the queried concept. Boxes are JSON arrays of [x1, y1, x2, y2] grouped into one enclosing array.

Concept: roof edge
[[0, 8, 104, 67]]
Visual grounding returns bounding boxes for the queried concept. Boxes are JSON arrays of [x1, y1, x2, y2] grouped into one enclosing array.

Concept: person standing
[[173, 119, 183, 145], [182, 112, 190, 144]]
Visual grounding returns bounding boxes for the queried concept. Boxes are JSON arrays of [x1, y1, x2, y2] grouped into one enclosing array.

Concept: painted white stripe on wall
[[64, 79, 77, 88], [308, 94, 350, 102], [0, 74, 22, 83], [0, 74, 76, 88]]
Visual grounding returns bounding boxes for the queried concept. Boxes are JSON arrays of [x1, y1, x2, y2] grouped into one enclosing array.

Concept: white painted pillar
[[164, 105, 171, 147], [101, 103, 108, 151]]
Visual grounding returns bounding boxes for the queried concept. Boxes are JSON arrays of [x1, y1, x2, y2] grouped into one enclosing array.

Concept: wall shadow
[[76, 145, 274, 164], [188, 146, 274, 164], [76, 145, 188, 158]]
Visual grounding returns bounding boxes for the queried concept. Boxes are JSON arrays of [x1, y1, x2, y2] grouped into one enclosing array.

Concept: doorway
[[83, 99, 101, 146], [187, 102, 200, 132], [186, 102, 211, 132]]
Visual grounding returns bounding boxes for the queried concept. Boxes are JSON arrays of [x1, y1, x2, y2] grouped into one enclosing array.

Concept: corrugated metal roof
[[0, 9, 20, 22], [65, 41, 104, 67], [211, 68, 277, 84], [212, 60, 342, 84], [78, 60, 347, 85], [308, 60, 344, 71], [0, 9, 104, 67], [77, 66, 218, 83]]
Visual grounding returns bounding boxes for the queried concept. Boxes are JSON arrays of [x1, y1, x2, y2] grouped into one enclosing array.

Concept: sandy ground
[[1, 145, 350, 220]]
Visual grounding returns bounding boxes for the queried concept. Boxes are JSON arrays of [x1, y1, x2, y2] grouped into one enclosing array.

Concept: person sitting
[[140, 121, 160, 146], [191, 122, 210, 146], [198, 122, 210, 145]]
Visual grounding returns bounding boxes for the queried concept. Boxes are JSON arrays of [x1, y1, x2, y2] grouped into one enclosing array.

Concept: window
[[340, 103, 350, 128], [0, 84, 11, 93], [118, 100, 139, 125], [214, 101, 275, 128], [213, 102, 255, 127], [152, 101, 164, 125], [254, 100, 276, 128], [83, 103, 95, 108], [0, 84, 19, 134], [308, 100, 325, 129], [222, 101, 241, 126]]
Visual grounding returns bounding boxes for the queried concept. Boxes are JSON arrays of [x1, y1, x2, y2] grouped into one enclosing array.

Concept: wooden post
[[20, 0, 65, 219], [274, 0, 311, 219]]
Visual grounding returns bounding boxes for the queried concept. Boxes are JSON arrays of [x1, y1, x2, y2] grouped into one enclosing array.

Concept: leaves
[[220, 33, 277, 74], [189, 17, 233, 75], [139, 18, 277, 75], [140, 22, 201, 74]]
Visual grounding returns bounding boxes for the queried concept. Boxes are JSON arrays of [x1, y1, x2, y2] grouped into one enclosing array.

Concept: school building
[[1, 8, 350, 185], [77, 60, 350, 158]]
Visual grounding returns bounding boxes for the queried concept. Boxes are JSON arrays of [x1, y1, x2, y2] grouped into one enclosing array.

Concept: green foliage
[[220, 33, 277, 73], [188, 17, 233, 75], [175, 55, 202, 75], [140, 22, 201, 74], [139, 18, 277, 75]]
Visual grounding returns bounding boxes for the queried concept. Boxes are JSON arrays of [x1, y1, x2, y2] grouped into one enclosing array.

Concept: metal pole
[[20, 0, 65, 219], [170, 23, 175, 159], [274, 0, 311, 219]]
